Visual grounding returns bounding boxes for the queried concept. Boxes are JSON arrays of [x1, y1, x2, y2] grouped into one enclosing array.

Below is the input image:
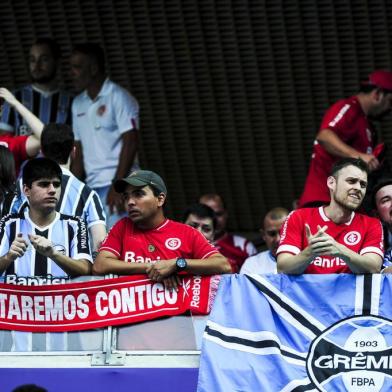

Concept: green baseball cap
[[114, 170, 167, 194]]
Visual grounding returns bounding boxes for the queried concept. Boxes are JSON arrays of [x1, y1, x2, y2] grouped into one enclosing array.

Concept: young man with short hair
[[0, 158, 92, 278], [278, 158, 383, 274], [199, 193, 257, 271], [94, 170, 231, 290]]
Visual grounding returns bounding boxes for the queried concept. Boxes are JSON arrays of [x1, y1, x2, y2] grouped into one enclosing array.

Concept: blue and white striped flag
[[197, 274, 392, 392]]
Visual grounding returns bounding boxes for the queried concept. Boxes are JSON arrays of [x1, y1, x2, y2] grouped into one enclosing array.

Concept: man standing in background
[[70, 43, 139, 228], [0, 38, 72, 135]]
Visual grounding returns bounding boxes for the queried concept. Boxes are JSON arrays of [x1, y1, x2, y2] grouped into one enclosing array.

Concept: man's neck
[[28, 209, 57, 228], [134, 214, 166, 231], [324, 203, 353, 225], [32, 81, 58, 94], [356, 93, 372, 116], [86, 76, 106, 100]]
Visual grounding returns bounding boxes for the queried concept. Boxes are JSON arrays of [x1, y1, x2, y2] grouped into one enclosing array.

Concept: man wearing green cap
[[93, 170, 231, 289]]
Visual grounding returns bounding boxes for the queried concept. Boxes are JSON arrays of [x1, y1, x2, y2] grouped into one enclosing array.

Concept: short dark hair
[[41, 123, 74, 164], [330, 157, 369, 177], [22, 158, 62, 188], [72, 43, 105, 73], [33, 38, 61, 60], [183, 203, 217, 229], [198, 193, 226, 210]]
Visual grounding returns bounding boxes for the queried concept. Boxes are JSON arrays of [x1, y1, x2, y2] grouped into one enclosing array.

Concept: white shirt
[[72, 79, 139, 188], [240, 250, 277, 275]]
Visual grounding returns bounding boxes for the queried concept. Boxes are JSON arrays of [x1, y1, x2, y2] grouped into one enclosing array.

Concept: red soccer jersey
[[298, 96, 375, 207], [276, 207, 383, 274], [100, 218, 220, 262], [0, 134, 29, 174]]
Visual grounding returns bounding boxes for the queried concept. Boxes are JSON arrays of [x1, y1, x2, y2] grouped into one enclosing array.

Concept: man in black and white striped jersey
[[0, 157, 92, 280], [0, 157, 93, 352], [0, 87, 107, 254], [0, 38, 73, 136], [4, 124, 107, 253]]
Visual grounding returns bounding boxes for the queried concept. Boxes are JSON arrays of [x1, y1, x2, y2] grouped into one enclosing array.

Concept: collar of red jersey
[[318, 206, 355, 225]]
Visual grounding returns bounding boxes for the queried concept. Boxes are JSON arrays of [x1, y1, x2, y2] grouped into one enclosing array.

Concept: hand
[[8, 233, 28, 261], [382, 266, 392, 274], [305, 224, 343, 257], [106, 185, 125, 215], [162, 275, 182, 292], [28, 234, 55, 257], [146, 260, 177, 282], [0, 87, 18, 107], [358, 153, 380, 172]]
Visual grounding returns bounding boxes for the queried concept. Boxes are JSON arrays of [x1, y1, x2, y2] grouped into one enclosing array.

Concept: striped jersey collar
[[24, 209, 61, 231]]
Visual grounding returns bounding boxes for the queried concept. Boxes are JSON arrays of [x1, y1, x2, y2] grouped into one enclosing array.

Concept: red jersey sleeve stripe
[[202, 250, 220, 259], [360, 247, 384, 258], [99, 246, 121, 257], [276, 244, 301, 255]]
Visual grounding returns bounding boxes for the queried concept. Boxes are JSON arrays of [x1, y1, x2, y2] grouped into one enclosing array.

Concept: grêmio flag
[[197, 274, 392, 392]]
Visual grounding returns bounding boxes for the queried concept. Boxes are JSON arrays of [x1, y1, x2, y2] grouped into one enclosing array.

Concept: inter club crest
[[344, 231, 361, 246], [165, 238, 181, 250]]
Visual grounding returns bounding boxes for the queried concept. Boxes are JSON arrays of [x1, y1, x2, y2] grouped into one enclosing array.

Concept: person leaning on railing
[[277, 158, 383, 275], [93, 170, 231, 291]]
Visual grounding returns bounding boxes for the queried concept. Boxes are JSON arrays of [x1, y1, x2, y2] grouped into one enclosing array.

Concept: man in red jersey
[[298, 70, 392, 208], [93, 170, 231, 289], [277, 158, 383, 274], [198, 193, 257, 272]]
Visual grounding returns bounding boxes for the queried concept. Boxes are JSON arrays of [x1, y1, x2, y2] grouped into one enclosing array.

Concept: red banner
[[0, 275, 220, 332]]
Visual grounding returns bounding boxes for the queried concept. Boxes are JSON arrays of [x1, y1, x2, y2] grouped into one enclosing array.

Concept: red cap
[[366, 70, 392, 91]]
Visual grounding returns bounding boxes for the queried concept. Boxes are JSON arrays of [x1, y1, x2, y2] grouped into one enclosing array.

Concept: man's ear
[[23, 184, 30, 198], [157, 193, 166, 207], [327, 175, 336, 192], [372, 88, 384, 103]]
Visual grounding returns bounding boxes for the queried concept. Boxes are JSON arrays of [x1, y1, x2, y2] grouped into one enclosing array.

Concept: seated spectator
[[0, 88, 43, 173], [93, 170, 231, 290], [199, 193, 257, 271], [0, 157, 92, 278], [240, 207, 289, 275], [3, 121, 106, 255], [182, 203, 216, 242], [0, 158, 92, 351], [277, 158, 383, 274]]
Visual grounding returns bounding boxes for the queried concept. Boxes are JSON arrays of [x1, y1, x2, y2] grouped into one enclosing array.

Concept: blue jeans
[[94, 185, 127, 229]]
